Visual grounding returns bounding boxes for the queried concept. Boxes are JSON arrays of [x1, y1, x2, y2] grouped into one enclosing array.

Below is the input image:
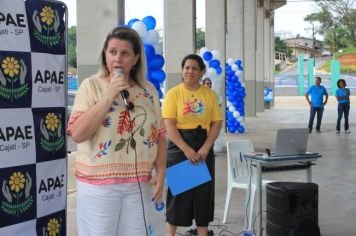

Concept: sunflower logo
[[40, 6, 55, 26], [47, 218, 60, 236], [32, 5, 61, 46], [45, 113, 59, 132], [0, 56, 29, 103], [1, 57, 20, 78], [9, 172, 25, 193], [40, 113, 64, 153], [1, 172, 33, 217]]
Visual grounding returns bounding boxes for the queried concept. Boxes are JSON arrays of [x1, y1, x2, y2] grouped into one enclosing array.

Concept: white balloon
[[212, 50, 221, 60], [153, 43, 163, 54], [233, 111, 240, 118], [237, 116, 244, 122], [206, 67, 217, 78], [231, 64, 238, 71], [143, 30, 159, 45], [228, 106, 236, 112], [226, 101, 231, 107], [204, 62, 209, 69], [131, 21, 147, 38], [241, 82, 245, 87], [235, 70, 243, 77], [227, 58, 234, 66], [200, 47, 208, 56]]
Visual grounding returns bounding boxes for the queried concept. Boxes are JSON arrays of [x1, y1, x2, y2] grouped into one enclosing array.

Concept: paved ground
[[66, 96, 356, 236]]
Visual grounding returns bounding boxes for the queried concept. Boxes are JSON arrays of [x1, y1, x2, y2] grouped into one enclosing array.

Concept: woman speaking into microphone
[[67, 27, 166, 236]]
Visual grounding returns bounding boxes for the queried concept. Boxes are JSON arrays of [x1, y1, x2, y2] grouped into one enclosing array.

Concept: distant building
[[284, 37, 324, 60]]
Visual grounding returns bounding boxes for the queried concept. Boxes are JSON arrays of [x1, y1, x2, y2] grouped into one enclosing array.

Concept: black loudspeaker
[[266, 182, 320, 236]]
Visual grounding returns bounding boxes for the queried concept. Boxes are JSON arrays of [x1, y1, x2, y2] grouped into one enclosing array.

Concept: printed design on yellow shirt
[[183, 98, 204, 116]]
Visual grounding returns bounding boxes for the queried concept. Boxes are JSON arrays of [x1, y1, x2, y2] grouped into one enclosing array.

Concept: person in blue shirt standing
[[335, 78, 351, 133], [305, 76, 328, 133]]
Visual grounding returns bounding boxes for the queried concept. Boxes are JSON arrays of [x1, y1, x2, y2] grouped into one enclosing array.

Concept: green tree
[[196, 28, 205, 50], [275, 37, 292, 57], [324, 26, 351, 51], [68, 26, 77, 68], [305, 0, 356, 50]]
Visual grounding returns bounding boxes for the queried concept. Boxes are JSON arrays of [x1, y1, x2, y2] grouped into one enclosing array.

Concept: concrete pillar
[[256, 4, 264, 112], [226, 0, 244, 60], [243, 0, 257, 117], [205, 0, 226, 124], [270, 12, 275, 105], [264, 2, 272, 87], [163, 0, 196, 91], [77, 0, 124, 84], [205, 0, 226, 63]]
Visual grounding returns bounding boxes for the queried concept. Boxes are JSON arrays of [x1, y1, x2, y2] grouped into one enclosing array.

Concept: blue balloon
[[142, 16, 156, 30], [157, 88, 163, 99], [148, 54, 165, 70], [144, 44, 155, 60], [209, 59, 220, 68], [127, 18, 140, 28], [237, 126, 245, 134], [150, 69, 166, 83], [235, 59, 242, 66], [216, 66, 222, 75], [228, 126, 236, 133], [202, 51, 213, 61]]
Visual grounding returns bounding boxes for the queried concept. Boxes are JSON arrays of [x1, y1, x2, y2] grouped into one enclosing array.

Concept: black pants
[[166, 127, 215, 227], [308, 106, 324, 131], [336, 103, 350, 131]]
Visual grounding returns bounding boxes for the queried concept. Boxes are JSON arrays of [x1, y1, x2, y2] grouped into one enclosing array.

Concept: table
[[243, 153, 321, 235]]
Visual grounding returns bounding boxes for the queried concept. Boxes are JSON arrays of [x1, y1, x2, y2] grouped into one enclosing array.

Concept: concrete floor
[[66, 96, 356, 236]]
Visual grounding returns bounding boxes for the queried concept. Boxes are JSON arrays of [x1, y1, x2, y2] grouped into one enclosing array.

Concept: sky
[[61, 0, 319, 39]]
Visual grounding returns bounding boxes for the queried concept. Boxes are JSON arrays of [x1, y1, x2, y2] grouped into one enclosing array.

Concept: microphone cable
[[125, 100, 149, 236]]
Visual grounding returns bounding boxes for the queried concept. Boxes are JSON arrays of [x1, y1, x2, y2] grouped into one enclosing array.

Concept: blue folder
[[166, 160, 212, 196]]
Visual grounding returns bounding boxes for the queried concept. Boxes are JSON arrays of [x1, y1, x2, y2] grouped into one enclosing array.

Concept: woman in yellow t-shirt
[[162, 54, 222, 236]]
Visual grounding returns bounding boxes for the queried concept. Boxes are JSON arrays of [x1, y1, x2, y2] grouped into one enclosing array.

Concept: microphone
[[113, 68, 133, 110]]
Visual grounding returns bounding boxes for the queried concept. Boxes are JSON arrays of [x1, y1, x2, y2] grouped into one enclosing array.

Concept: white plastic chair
[[222, 140, 272, 230]]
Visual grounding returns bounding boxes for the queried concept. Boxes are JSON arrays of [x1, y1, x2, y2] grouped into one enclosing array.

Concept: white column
[[205, 0, 226, 63], [77, 0, 123, 84], [270, 13, 275, 105], [226, 0, 244, 60], [163, 0, 196, 91], [256, 5, 264, 112], [205, 0, 226, 114], [243, 0, 257, 117]]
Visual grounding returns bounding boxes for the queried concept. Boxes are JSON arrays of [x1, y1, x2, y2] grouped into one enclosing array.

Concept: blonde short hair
[[98, 27, 147, 87]]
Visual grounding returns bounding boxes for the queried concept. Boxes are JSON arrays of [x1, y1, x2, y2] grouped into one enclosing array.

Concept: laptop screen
[[273, 128, 309, 156]]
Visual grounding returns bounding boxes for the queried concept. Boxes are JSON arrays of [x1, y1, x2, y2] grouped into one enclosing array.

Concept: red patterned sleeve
[[67, 111, 85, 136], [158, 119, 166, 140]]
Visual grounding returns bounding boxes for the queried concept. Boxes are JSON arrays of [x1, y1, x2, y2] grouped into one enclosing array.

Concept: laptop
[[273, 128, 309, 156]]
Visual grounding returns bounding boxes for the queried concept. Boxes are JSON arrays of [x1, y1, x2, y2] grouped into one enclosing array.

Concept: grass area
[[319, 47, 356, 73]]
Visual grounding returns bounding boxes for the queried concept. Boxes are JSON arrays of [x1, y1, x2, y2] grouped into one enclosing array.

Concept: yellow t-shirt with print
[[162, 84, 222, 131]]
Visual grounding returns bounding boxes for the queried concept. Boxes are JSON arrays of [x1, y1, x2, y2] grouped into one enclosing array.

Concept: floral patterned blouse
[[67, 75, 165, 185]]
